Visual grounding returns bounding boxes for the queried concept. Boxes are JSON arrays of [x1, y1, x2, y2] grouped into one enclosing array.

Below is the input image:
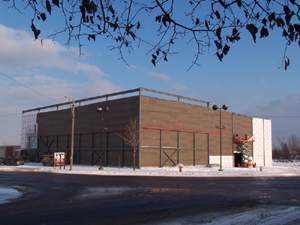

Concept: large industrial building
[[21, 88, 272, 168]]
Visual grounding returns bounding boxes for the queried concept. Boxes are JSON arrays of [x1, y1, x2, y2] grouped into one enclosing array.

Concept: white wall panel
[[252, 118, 272, 167], [252, 118, 264, 166], [264, 119, 272, 166], [209, 155, 234, 167]]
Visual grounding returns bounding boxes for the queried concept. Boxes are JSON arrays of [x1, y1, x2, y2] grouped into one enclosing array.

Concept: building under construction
[[21, 88, 272, 168]]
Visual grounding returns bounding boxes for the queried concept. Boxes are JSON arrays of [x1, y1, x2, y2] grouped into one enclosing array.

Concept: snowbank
[[1, 161, 300, 177]]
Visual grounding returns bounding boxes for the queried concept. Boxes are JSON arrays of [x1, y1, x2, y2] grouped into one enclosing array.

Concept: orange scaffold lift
[[233, 134, 256, 168]]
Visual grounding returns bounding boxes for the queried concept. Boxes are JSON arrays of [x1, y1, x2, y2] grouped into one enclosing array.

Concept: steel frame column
[[208, 133, 210, 164], [160, 129, 162, 167], [193, 133, 196, 166], [55, 135, 58, 153], [120, 131, 124, 167], [263, 119, 265, 166], [104, 132, 108, 166], [138, 88, 142, 169], [177, 131, 180, 164], [66, 134, 69, 163], [90, 133, 94, 165], [76, 133, 80, 165], [36, 137, 39, 162], [219, 109, 223, 170], [232, 113, 234, 155]]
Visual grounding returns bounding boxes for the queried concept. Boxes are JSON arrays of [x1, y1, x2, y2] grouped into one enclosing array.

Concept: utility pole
[[97, 106, 109, 170], [212, 104, 228, 171], [65, 96, 75, 171]]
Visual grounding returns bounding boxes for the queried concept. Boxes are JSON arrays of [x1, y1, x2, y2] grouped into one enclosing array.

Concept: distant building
[[0, 145, 21, 158], [21, 88, 272, 168]]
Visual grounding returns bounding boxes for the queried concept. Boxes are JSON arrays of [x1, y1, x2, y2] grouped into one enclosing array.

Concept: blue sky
[[0, 2, 300, 147]]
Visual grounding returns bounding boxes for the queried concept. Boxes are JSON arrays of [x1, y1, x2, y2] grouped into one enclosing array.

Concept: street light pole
[[65, 96, 75, 171], [212, 104, 228, 171], [97, 106, 109, 170]]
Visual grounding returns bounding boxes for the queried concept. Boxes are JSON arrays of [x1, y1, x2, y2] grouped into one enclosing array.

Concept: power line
[[246, 115, 300, 118], [0, 113, 22, 117], [0, 71, 60, 103]]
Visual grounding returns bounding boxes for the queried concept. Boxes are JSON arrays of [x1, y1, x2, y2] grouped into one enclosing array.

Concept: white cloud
[[244, 91, 300, 142], [249, 91, 300, 117], [147, 71, 172, 81], [0, 74, 122, 145], [15, 74, 60, 85], [173, 84, 189, 91], [0, 24, 104, 75], [0, 24, 123, 145]]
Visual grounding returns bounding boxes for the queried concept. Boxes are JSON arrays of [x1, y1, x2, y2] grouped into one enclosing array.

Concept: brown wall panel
[[162, 130, 178, 147], [93, 133, 101, 148], [195, 133, 208, 149], [73, 134, 79, 149], [107, 150, 121, 166], [209, 135, 219, 156], [232, 114, 253, 155], [36, 96, 139, 166], [80, 150, 92, 165], [37, 96, 139, 136], [140, 96, 252, 165], [123, 150, 138, 167], [141, 129, 160, 146], [195, 150, 209, 165], [140, 148, 160, 167], [107, 132, 122, 148], [180, 150, 193, 166], [180, 132, 193, 148], [80, 134, 91, 148], [57, 135, 67, 149]]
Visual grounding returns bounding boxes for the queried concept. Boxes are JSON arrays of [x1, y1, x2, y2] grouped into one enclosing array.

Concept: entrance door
[[6, 147, 14, 158], [234, 153, 242, 167]]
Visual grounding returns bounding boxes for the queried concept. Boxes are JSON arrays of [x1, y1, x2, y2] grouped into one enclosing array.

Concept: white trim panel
[[209, 155, 234, 167]]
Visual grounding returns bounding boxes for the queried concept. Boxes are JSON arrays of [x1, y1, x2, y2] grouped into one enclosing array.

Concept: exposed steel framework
[[141, 126, 210, 167], [23, 87, 210, 114], [36, 131, 135, 167]]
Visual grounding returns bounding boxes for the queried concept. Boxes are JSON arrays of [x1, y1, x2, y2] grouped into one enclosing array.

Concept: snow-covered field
[[1, 161, 300, 224], [1, 161, 300, 177]]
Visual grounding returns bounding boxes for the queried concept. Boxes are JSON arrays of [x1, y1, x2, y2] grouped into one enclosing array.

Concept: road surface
[[1, 172, 300, 224]]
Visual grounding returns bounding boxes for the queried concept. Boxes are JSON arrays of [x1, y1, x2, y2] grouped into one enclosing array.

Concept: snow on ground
[[0, 161, 300, 177], [149, 205, 300, 225], [0, 187, 22, 204]]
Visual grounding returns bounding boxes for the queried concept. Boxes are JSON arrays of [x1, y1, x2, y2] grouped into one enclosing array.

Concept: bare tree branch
[[3, 0, 300, 70], [122, 116, 139, 171]]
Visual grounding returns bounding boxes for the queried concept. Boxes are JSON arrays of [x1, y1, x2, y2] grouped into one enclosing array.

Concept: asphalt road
[[1, 172, 300, 225]]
